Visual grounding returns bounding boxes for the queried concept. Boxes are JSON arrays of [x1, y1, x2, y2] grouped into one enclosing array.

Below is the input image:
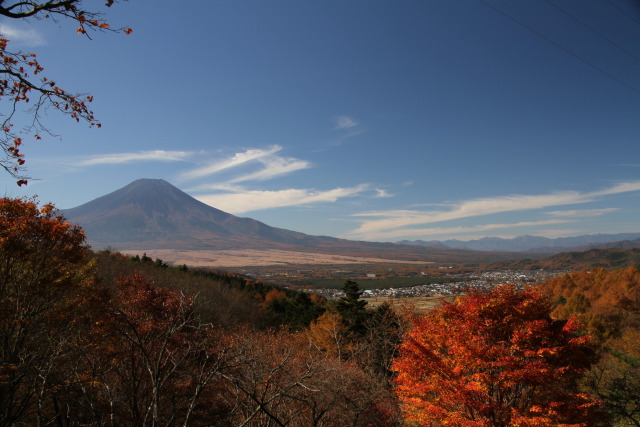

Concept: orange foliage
[[228, 326, 398, 426], [309, 293, 325, 305], [262, 287, 286, 307], [392, 285, 604, 426], [0, 197, 91, 425], [307, 311, 353, 360], [541, 267, 640, 342]]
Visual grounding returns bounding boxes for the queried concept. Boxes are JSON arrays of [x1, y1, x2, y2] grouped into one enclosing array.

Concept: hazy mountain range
[[398, 234, 640, 253], [63, 179, 640, 258]]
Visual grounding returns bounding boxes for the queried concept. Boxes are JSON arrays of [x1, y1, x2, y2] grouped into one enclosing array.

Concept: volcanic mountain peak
[[62, 179, 321, 250], [64, 178, 229, 220]]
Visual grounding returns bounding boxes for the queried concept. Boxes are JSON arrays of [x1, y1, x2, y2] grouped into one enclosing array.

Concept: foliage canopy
[[392, 285, 604, 426]]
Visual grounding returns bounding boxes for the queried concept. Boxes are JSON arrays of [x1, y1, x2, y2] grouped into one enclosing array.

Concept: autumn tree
[[307, 311, 353, 361], [93, 250, 280, 329], [0, 197, 91, 425], [308, 281, 369, 363], [542, 267, 640, 343], [540, 267, 640, 425], [266, 290, 324, 329], [581, 328, 640, 426], [0, 0, 131, 183], [393, 285, 605, 426], [223, 327, 399, 426], [65, 273, 235, 426]]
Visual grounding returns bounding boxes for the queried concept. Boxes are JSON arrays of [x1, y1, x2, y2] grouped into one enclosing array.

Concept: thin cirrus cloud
[[182, 146, 370, 213], [545, 208, 620, 217], [0, 23, 45, 47], [334, 115, 358, 130], [348, 181, 640, 240], [180, 145, 283, 181], [353, 219, 573, 241], [374, 188, 393, 198], [228, 156, 311, 184], [76, 150, 194, 166], [195, 185, 369, 215]]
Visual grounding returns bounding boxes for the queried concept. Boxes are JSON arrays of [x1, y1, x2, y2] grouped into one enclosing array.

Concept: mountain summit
[[63, 179, 322, 250]]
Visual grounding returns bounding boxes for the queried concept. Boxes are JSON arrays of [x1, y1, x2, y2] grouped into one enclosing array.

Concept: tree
[[0, 0, 131, 183], [307, 311, 353, 361], [223, 327, 399, 426], [0, 197, 91, 425], [392, 285, 605, 426], [62, 273, 234, 426], [542, 267, 640, 344], [335, 280, 368, 334], [360, 302, 405, 380], [541, 267, 640, 424], [338, 280, 367, 312], [581, 328, 640, 426]]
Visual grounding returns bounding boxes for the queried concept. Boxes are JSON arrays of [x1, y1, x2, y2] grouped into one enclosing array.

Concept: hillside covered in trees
[[2, 197, 640, 426]]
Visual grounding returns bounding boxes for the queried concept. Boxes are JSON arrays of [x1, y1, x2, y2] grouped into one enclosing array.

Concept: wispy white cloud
[[0, 23, 45, 46], [374, 188, 393, 198], [180, 146, 282, 181], [229, 156, 311, 183], [591, 181, 640, 196], [317, 115, 364, 149], [195, 185, 369, 214], [77, 150, 193, 166], [180, 145, 313, 186], [351, 191, 590, 237], [334, 115, 358, 130], [348, 181, 640, 240], [352, 219, 572, 241], [546, 208, 620, 217]]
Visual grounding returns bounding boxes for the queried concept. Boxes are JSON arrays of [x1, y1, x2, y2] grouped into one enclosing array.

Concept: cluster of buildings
[[313, 269, 565, 300]]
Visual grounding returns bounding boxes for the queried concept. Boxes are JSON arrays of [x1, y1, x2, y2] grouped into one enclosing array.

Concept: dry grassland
[[121, 248, 431, 268], [365, 295, 453, 312]]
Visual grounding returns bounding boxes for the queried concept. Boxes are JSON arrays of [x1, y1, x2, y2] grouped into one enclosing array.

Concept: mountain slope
[[63, 179, 323, 250], [490, 248, 640, 271], [399, 233, 640, 253]]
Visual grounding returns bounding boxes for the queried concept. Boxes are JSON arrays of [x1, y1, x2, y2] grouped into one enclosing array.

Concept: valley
[[120, 248, 432, 267]]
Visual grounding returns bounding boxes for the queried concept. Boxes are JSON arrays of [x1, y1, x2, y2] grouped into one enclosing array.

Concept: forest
[[1, 197, 639, 426]]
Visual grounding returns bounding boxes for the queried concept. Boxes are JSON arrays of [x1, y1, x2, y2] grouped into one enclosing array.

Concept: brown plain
[[121, 248, 432, 268]]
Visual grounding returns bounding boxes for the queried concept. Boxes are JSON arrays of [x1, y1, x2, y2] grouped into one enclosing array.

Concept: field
[[306, 276, 460, 289], [365, 295, 454, 311], [120, 248, 431, 267]]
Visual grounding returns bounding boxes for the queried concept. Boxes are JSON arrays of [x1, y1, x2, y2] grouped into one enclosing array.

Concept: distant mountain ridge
[[398, 233, 640, 253], [489, 248, 640, 271], [63, 179, 637, 263]]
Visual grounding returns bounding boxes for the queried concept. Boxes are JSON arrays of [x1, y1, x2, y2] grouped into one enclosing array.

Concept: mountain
[[63, 179, 516, 263], [63, 179, 330, 250], [489, 248, 640, 271], [399, 233, 640, 253]]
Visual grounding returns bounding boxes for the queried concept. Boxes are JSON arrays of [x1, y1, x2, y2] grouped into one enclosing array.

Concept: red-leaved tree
[[392, 285, 606, 427], [0, 197, 91, 425], [69, 273, 233, 426]]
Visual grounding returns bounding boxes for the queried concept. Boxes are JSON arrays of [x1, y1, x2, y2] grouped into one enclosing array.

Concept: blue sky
[[2, 0, 640, 242]]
